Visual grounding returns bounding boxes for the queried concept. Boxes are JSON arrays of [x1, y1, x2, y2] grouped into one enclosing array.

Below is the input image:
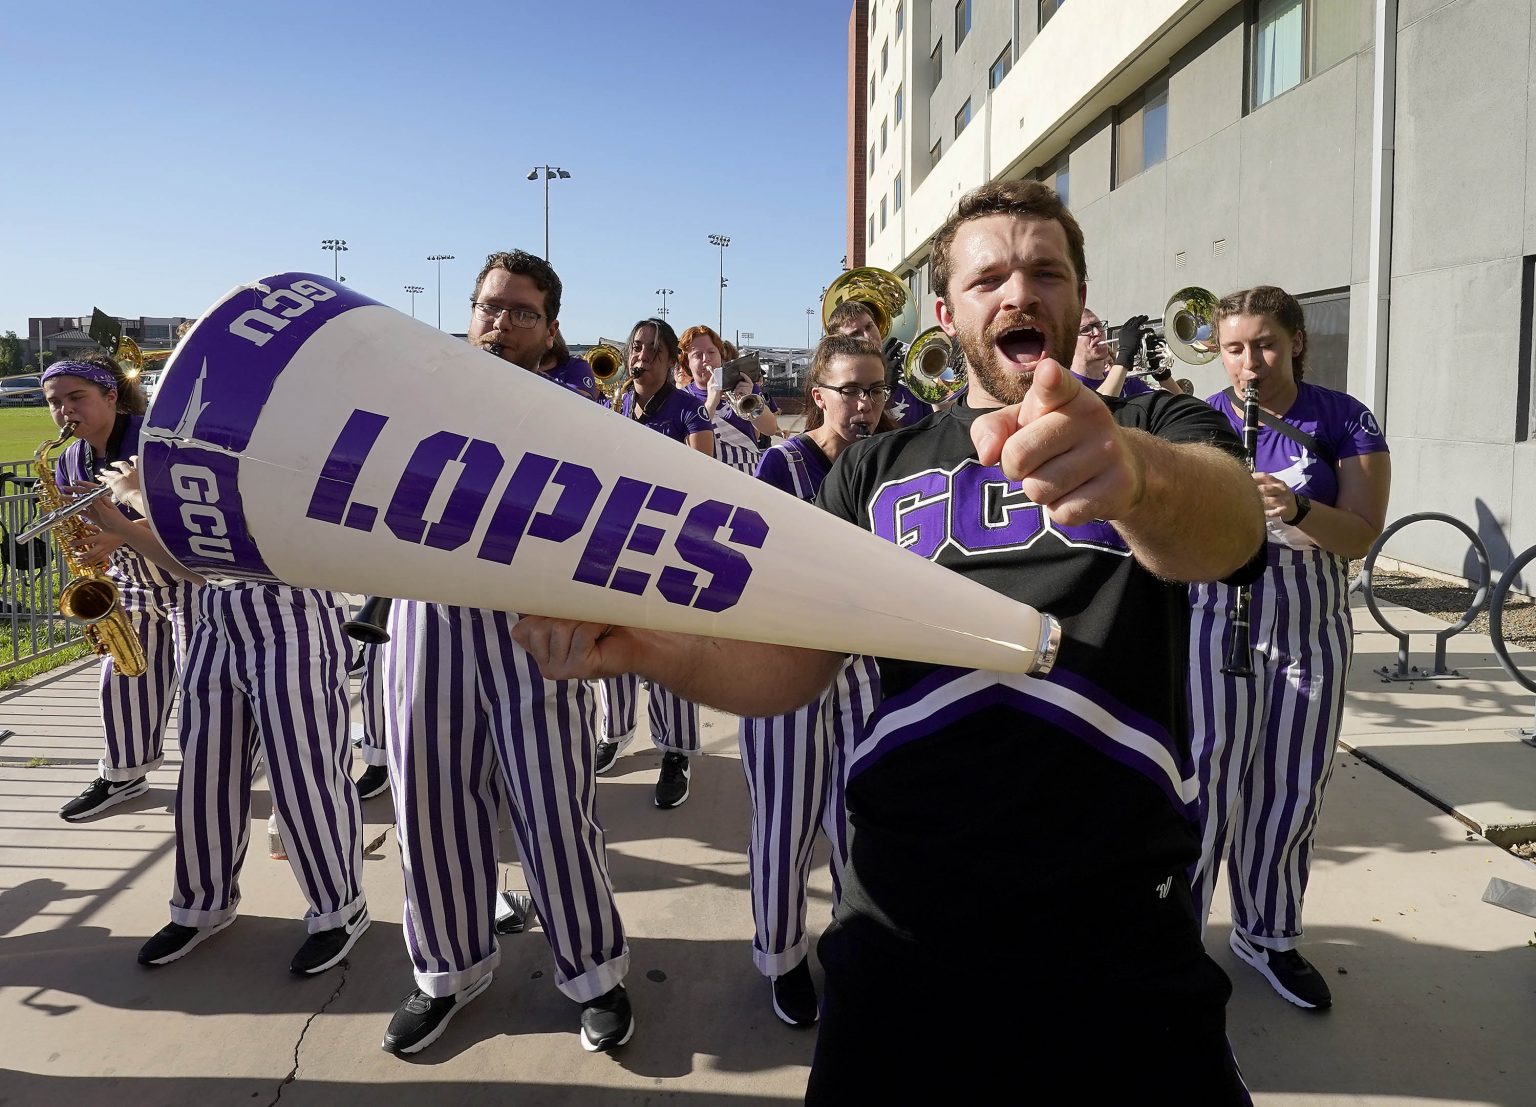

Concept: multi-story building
[[850, 0, 1536, 583], [26, 314, 193, 364]]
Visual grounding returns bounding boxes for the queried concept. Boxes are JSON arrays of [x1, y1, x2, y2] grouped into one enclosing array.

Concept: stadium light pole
[[655, 287, 674, 320], [709, 234, 730, 337], [404, 284, 425, 319], [806, 307, 815, 347], [427, 254, 455, 329], [321, 238, 348, 281], [527, 165, 572, 260]]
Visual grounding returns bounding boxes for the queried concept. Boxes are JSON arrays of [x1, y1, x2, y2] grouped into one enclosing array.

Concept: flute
[[1221, 383, 1261, 677]]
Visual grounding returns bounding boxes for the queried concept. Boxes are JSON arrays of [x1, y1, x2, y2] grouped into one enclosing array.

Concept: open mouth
[[996, 326, 1046, 367]]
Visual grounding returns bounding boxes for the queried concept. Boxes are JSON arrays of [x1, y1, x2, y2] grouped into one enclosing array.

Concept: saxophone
[[33, 426, 148, 677]]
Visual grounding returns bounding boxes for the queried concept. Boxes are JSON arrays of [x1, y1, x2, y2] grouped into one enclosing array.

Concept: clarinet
[[1221, 383, 1261, 677], [345, 596, 392, 645]]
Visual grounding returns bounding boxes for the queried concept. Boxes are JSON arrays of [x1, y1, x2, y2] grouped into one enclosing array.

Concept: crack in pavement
[[266, 959, 351, 1107]]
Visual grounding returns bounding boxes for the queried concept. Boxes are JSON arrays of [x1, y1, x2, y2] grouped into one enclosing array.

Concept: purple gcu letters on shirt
[[1205, 382, 1388, 507]]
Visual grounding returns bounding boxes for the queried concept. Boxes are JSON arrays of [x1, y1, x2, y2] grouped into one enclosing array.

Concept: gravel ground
[[1354, 561, 1536, 649]]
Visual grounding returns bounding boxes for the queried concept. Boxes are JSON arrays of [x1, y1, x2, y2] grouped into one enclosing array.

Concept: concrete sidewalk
[[2, 598, 1535, 1105]]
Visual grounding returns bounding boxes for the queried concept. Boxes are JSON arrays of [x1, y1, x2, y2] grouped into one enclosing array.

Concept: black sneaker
[[494, 890, 537, 935], [770, 957, 819, 1027], [355, 764, 390, 799], [290, 906, 371, 975], [138, 917, 235, 966], [1229, 929, 1333, 1010], [381, 973, 493, 1055], [654, 752, 691, 809], [592, 736, 629, 773], [579, 984, 635, 1052], [60, 776, 148, 821]]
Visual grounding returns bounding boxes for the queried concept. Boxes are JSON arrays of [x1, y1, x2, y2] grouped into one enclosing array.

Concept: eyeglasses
[[815, 382, 891, 401], [1079, 322, 1107, 337], [472, 302, 544, 328]]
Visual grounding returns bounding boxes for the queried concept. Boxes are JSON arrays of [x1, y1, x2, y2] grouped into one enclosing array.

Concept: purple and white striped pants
[[355, 643, 388, 768], [1187, 545, 1353, 951], [384, 601, 628, 1001], [598, 672, 700, 755], [170, 584, 364, 934], [97, 578, 197, 781], [738, 655, 881, 977]]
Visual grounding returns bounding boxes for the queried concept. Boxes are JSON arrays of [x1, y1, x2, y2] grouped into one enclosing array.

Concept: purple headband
[[40, 361, 122, 392]]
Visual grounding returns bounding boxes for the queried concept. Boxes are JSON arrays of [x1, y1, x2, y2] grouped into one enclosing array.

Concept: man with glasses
[[1075, 309, 1182, 398], [378, 250, 634, 1057]]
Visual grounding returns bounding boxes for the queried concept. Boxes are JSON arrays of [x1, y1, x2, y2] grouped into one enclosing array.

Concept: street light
[[320, 238, 348, 281], [708, 234, 730, 337], [806, 307, 815, 347], [404, 284, 425, 319], [427, 254, 455, 329], [527, 165, 572, 260], [655, 287, 674, 319]]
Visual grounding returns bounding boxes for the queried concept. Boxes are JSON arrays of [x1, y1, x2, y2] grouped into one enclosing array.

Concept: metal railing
[[0, 462, 89, 676], [1488, 544, 1536, 740]]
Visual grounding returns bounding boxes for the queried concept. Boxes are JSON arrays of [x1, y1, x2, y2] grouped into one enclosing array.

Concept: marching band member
[[593, 319, 713, 806], [1189, 285, 1391, 1011], [826, 300, 933, 428], [110, 474, 371, 977], [737, 334, 888, 1026], [41, 354, 197, 822], [513, 180, 1263, 1103], [680, 324, 763, 473], [380, 250, 633, 1056], [1076, 310, 1183, 399]]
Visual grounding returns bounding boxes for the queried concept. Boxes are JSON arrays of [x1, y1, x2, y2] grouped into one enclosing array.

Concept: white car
[[139, 369, 163, 404]]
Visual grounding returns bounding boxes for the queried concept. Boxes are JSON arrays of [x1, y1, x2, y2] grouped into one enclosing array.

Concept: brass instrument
[[88, 308, 173, 379], [1162, 287, 1220, 365], [719, 354, 766, 419], [33, 427, 147, 677], [902, 326, 962, 404], [821, 266, 919, 346], [587, 342, 627, 397], [344, 596, 392, 645], [726, 391, 764, 419]]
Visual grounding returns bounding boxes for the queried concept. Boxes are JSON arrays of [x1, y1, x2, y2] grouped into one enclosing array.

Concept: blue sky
[[0, 0, 852, 349]]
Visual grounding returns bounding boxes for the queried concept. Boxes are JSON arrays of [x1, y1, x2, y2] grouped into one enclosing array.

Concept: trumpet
[[726, 391, 764, 419], [718, 354, 765, 419]]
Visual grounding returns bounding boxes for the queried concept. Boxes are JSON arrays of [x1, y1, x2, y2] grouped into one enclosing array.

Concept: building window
[[869, 214, 876, 245], [930, 138, 943, 168], [955, 98, 972, 138], [1114, 77, 1168, 185], [1252, 0, 1359, 108], [931, 39, 943, 86], [989, 44, 1012, 89], [955, 0, 971, 46], [896, 1, 904, 37], [1297, 289, 1350, 394], [1042, 153, 1070, 207], [895, 84, 904, 123], [870, 74, 876, 106], [869, 143, 876, 175], [880, 196, 888, 230], [871, 2, 876, 32], [881, 39, 889, 76], [881, 118, 888, 153], [1039, 0, 1065, 28], [894, 172, 904, 211], [144, 323, 171, 341]]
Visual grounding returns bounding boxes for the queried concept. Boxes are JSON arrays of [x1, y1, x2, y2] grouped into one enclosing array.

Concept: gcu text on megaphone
[[137, 274, 1058, 675]]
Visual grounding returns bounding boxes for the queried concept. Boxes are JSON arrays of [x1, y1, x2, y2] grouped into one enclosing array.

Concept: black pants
[[806, 889, 1252, 1105]]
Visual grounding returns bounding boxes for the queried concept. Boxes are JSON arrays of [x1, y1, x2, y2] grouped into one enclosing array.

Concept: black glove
[[882, 336, 905, 382], [1115, 315, 1150, 370]]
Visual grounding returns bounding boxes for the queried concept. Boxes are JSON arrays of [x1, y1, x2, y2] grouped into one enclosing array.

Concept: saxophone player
[[41, 354, 198, 822]]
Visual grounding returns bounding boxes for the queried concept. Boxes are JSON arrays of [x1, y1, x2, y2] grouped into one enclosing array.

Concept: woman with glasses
[[736, 334, 891, 1028], [593, 319, 714, 805]]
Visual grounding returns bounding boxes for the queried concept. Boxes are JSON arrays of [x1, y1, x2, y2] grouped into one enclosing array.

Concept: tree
[[0, 331, 23, 374]]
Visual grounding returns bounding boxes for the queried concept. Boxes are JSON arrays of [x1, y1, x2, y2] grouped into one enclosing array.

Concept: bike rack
[[1356, 513, 1490, 682], [1487, 543, 1536, 740]]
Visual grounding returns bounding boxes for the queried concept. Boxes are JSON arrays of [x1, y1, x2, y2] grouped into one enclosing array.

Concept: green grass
[[0, 406, 56, 466]]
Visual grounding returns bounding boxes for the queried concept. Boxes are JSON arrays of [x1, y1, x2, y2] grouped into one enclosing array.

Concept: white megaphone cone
[[137, 274, 1058, 675]]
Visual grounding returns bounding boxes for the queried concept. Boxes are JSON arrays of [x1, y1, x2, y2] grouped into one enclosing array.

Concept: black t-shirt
[[815, 390, 1245, 950]]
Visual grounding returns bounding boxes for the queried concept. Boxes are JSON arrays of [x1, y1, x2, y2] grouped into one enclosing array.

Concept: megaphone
[[137, 274, 1058, 676]]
